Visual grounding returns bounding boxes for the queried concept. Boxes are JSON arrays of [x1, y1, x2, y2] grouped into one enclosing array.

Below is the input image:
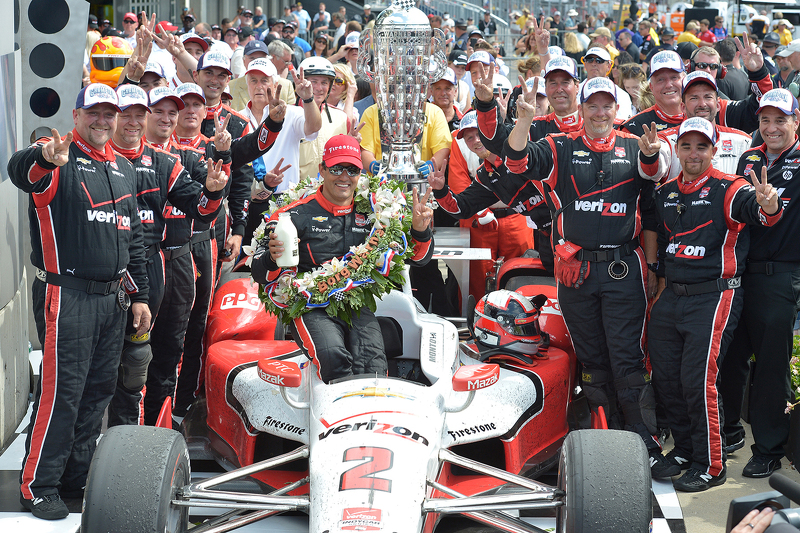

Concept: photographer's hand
[[732, 508, 773, 533]]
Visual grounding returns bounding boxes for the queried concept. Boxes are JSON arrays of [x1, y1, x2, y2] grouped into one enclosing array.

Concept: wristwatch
[[647, 262, 658, 273]]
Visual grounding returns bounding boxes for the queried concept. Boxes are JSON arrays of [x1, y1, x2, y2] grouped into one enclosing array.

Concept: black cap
[[244, 40, 269, 56], [485, 10, 491, 15], [676, 41, 698, 60], [604, 16, 615, 24], [184, 13, 195, 21], [88, 14, 98, 29], [211, 24, 221, 30], [238, 27, 254, 39], [470, 29, 484, 37], [448, 50, 468, 66], [243, 9, 253, 16], [224, 27, 239, 35], [661, 27, 675, 36], [455, 18, 467, 28], [763, 32, 782, 45]]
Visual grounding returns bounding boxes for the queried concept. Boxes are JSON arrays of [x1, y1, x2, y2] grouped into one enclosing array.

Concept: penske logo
[[666, 242, 705, 258], [574, 200, 627, 216], [87, 209, 131, 230]]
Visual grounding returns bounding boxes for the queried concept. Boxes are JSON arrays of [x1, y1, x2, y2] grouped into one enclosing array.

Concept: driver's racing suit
[[251, 187, 433, 383]]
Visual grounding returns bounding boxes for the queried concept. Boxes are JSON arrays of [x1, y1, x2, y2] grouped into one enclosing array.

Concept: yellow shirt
[[649, 28, 661, 46], [779, 28, 793, 46], [676, 31, 701, 46], [359, 103, 452, 162], [606, 44, 620, 60], [517, 15, 529, 31]]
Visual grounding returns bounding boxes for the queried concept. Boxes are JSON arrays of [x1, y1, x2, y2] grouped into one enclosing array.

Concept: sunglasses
[[333, 77, 345, 85], [283, 28, 294, 33], [123, 19, 137, 24], [694, 62, 721, 70], [316, 38, 327, 43], [583, 56, 609, 64], [327, 165, 361, 176], [620, 64, 642, 74]]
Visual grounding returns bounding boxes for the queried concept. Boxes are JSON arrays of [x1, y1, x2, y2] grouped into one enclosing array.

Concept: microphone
[[769, 473, 800, 506], [676, 202, 686, 214]]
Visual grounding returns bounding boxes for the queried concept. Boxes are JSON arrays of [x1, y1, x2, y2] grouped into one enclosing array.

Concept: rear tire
[[82, 425, 190, 533], [556, 429, 651, 533]]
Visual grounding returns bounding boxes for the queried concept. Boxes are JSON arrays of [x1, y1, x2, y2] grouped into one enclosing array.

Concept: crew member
[[251, 135, 434, 382], [649, 117, 782, 491], [9, 84, 150, 519], [720, 89, 800, 478], [501, 76, 675, 478]]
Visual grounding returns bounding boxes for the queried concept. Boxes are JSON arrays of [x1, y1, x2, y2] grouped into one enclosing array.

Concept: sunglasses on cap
[[583, 56, 609, 64], [694, 62, 721, 71], [327, 165, 361, 176]]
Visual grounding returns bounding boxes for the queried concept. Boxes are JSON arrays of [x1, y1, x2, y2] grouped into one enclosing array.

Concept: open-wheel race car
[[81, 264, 652, 533]]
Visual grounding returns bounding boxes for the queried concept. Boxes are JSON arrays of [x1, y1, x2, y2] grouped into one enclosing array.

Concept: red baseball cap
[[123, 12, 137, 23], [323, 135, 363, 169]]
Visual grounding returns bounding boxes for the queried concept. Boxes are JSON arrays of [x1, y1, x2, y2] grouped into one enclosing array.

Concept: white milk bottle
[[274, 212, 299, 268]]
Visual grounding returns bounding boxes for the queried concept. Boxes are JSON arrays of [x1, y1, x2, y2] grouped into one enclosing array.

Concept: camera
[[726, 473, 800, 532]]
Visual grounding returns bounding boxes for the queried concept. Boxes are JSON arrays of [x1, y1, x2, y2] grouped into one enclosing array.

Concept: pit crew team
[[7, 8, 800, 522]]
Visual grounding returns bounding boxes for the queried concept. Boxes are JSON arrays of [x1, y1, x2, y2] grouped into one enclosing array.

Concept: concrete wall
[[0, 0, 30, 450]]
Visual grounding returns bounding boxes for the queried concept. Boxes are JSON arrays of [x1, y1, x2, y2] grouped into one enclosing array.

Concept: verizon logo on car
[[574, 201, 627, 216], [87, 209, 131, 230], [340, 507, 382, 531], [468, 373, 498, 390]]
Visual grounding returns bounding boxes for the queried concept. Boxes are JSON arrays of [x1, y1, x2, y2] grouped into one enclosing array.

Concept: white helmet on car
[[299, 57, 336, 79]]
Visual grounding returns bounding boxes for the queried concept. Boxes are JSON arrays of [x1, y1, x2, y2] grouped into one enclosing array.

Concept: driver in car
[[251, 135, 435, 383]]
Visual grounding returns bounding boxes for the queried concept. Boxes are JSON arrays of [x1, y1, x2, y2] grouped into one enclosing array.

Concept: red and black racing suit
[[251, 188, 433, 383], [9, 131, 149, 500], [720, 139, 800, 462], [651, 166, 783, 477], [107, 141, 225, 426], [503, 129, 664, 452]]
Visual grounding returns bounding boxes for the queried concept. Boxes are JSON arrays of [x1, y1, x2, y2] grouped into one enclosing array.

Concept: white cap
[[440, 67, 457, 85], [544, 56, 579, 81], [787, 39, 800, 53], [148, 86, 185, 110], [116, 84, 150, 111], [548, 46, 564, 57], [75, 83, 120, 111], [677, 116, 717, 144], [456, 110, 478, 139], [568, 9, 579, 17], [648, 50, 685, 78], [493, 75, 512, 93], [180, 32, 209, 52], [175, 83, 206, 104], [144, 61, 166, 78], [466, 50, 494, 69], [245, 58, 278, 77], [584, 46, 611, 62], [197, 51, 232, 74], [345, 32, 360, 48], [526, 76, 547, 97], [757, 88, 799, 116], [580, 76, 618, 103]]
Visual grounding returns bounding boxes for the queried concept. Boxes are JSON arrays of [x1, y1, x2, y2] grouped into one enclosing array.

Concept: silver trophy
[[358, 0, 447, 184]]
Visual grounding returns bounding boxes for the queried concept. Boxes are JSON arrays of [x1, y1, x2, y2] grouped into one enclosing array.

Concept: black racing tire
[[556, 429, 651, 533], [82, 425, 190, 533]]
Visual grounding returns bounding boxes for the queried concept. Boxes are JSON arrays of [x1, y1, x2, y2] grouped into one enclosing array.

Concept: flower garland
[[244, 174, 414, 325]]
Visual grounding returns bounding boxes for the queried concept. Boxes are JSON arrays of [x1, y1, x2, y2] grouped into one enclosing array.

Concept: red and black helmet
[[473, 290, 543, 355]]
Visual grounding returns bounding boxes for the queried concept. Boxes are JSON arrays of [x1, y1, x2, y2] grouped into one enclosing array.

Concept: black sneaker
[[673, 466, 727, 492], [649, 451, 681, 479], [742, 456, 781, 478], [19, 494, 69, 520], [664, 448, 692, 471], [724, 436, 745, 454]]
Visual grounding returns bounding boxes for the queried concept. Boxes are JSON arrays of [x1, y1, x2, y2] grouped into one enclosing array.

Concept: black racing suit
[[432, 154, 553, 274], [503, 129, 665, 451], [251, 188, 433, 383], [720, 139, 800, 461], [9, 131, 148, 500], [167, 113, 283, 420], [651, 166, 783, 477], [107, 141, 225, 427]]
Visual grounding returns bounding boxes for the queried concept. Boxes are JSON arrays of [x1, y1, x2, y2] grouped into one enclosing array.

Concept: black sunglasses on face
[[584, 56, 608, 64], [327, 165, 360, 176], [694, 62, 720, 70]]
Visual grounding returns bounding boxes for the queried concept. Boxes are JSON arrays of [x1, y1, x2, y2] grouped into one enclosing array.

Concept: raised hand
[[265, 158, 291, 188], [749, 166, 780, 214], [41, 128, 73, 167], [638, 122, 661, 157], [533, 16, 550, 54], [474, 64, 495, 103], [213, 110, 232, 152], [427, 158, 447, 190], [516, 78, 537, 122], [519, 74, 538, 106], [294, 67, 313, 102], [735, 33, 763, 72], [348, 120, 365, 143], [496, 86, 512, 118], [411, 186, 434, 231], [205, 159, 229, 192], [267, 85, 287, 122], [127, 31, 152, 82]]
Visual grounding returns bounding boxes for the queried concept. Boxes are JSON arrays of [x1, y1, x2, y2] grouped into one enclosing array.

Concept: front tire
[[556, 429, 651, 533], [82, 425, 190, 533]]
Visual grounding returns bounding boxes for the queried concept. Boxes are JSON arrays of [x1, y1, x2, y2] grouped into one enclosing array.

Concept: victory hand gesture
[[411, 186, 434, 231], [42, 128, 73, 167], [474, 65, 495, 103], [205, 159, 229, 192], [264, 158, 291, 188], [533, 16, 550, 55], [735, 33, 763, 72], [749, 166, 781, 215], [294, 67, 313, 102], [638, 122, 661, 157], [267, 85, 287, 122], [213, 110, 232, 152], [426, 157, 447, 190], [516, 75, 537, 122]]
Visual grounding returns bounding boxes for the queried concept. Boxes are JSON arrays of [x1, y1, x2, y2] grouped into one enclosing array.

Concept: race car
[[81, 271, 652, 533]]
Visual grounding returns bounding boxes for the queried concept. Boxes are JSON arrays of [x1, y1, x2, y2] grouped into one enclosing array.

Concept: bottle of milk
[[274, 212, 299, 268]]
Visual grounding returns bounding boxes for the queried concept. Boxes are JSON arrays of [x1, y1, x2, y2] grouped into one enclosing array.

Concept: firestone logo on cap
[[759, 88, 799, 115], [678, 116, 717, 144]]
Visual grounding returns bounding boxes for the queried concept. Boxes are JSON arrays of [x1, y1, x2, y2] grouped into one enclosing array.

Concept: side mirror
[[452, 363, 500, 392], [529, 294, 547, 310], [258, 359, 302, 388]]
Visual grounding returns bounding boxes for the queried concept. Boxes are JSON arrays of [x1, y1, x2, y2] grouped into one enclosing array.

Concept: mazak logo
[[139, 209, 154, 222], [468, 373, 498, 390], [318, 417, 429, 446], [575, 200, 627, 216], [87, 209, 131, 230], [666, 242, 706, 258], [257, 368, 285, 385], [220, 292, 262, 311]]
